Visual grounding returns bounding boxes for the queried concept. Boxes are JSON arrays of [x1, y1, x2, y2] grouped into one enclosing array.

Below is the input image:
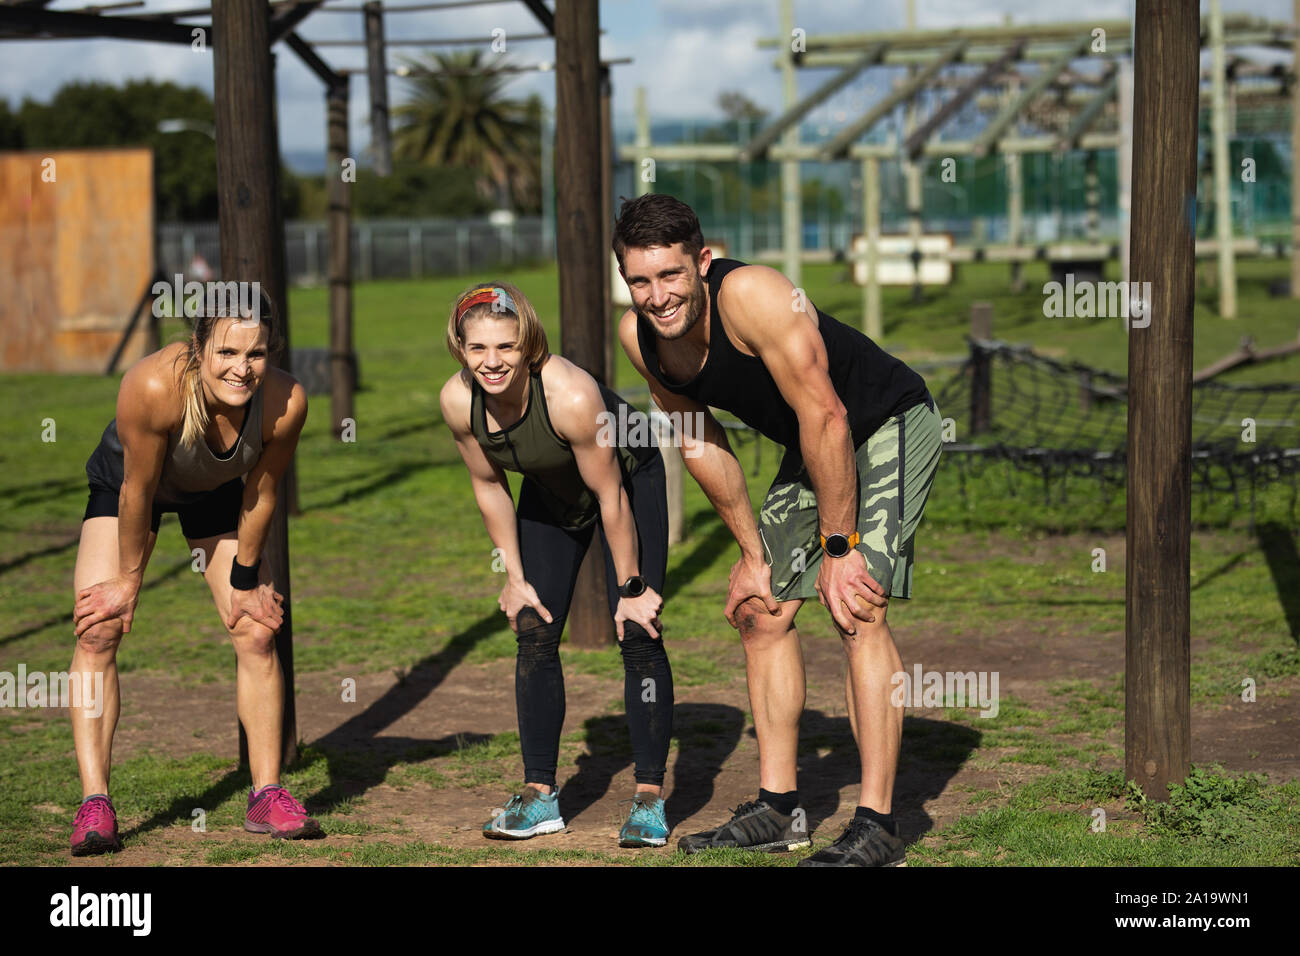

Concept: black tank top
[[470, 368, 655, 530], [636, 257, 929, 472]]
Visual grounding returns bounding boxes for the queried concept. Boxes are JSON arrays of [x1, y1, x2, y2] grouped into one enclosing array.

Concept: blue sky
[[0, 0, 1292, 171]]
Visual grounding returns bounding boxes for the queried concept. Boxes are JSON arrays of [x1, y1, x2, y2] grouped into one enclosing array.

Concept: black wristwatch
[[618, 575, 647, 598]]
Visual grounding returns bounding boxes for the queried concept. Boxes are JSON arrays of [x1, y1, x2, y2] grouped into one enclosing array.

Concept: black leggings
[[514, 451, 674, 788]]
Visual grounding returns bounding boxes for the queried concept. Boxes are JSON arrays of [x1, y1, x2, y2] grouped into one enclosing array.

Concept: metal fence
[[159, 216, 553, 285]]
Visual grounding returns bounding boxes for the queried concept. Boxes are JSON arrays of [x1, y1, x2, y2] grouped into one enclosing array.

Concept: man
[[613, 194, 942, 867]]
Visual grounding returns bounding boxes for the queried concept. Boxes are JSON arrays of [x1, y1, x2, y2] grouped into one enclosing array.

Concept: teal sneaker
[[483, 786, 565, 840], [619, 792, 669, 848]]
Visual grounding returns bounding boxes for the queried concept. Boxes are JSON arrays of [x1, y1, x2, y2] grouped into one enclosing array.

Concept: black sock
[[854, 805, 897, 836], [759, 788, 799, 815]]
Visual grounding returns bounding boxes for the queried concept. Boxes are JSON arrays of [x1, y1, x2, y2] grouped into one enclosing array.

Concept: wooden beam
[[555, 0, 612, 648], [903, 41, 1025, 161], [363, 0, 392, 176], [285, 30, 340, 86], [742, 43, 888, 161], [1057, 70, 1119, 151], [821, 40, 966, 160], [1126, 0, 1197, 803], [268, 0, 323, 42], [0, 4, 198, 42], [326, 74, 355, 439], [519, 0, 554, 35], [212, 0, 298, 770], [974, 35, 1091, 157]]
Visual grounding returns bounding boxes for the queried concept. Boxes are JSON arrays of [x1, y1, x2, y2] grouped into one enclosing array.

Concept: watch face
[[623, 576, 646, 597], [824, 533, 850, 558]]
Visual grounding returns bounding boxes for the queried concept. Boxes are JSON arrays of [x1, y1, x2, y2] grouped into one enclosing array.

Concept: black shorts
[[82, 477, 244, 539]]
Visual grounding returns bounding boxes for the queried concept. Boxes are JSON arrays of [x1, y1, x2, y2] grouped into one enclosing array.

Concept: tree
[[391, 50, 542, 213]]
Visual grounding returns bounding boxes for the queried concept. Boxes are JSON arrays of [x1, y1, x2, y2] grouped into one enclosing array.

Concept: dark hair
[[611, 193, 704, 270]]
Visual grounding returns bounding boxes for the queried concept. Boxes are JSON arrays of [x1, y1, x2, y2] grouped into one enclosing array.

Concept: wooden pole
[[556, 0, 612, 648], [1119, 58, 1134, 286], [779, 0, 801, 288], [1291, 0, 1300, 298], [1210, 0, 1236, 317], [904, 0, 923, 304], [213, 0, 297, 769], [969, 302, 992, 435], [327, 75, 355, 437], [364, 0, 392, 177], [1125, 0, 1196, 802], [862, 155, 882, 339], [1006, 77, 1024, 293], [600, 65, 615, 387], [635, 86, 651, 198]]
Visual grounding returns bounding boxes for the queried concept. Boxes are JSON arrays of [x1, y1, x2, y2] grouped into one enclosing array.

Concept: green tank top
[[470, 369, 650, 530]]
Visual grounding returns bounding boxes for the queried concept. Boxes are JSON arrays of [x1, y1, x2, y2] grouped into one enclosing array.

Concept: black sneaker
[[678, 800, 811, 854], [797, 817, 905, 867]]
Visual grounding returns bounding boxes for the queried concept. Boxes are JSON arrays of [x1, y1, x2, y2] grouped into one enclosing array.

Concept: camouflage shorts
[[759, 394, 943, 602]]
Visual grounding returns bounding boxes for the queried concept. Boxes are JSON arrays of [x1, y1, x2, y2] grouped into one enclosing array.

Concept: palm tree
[[392, 50, 542, 213]]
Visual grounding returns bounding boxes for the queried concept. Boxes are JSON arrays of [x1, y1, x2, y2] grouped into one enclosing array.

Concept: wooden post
[[634, 86, 651, 198], [969, 302, 993, 435], [1084, 150, 1100, 241], [903, 0, 923, 304], [862, 155, 882, 340], [213, 0, 297, 769], [1291, 0, 1299, 298], [327, 75, 355, 437], [556, 0, 612, 648], [364, 0, 392, 177], [1126, 0, 1196, 801], [1209, 0, 1236, 317], [779, 0, 801, 288], [1006, 147, 1023, 292], [1119, 58, 1135, 285], [600, 65, 615, 387]]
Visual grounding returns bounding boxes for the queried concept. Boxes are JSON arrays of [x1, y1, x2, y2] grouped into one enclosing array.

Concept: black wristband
[[230, 557, 261, 591]]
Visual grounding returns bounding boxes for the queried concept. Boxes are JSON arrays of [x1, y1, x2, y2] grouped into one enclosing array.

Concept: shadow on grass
[[558, 702, 746, 830], [125, 611, 506, 837], [793, 711, 978, 845], [0, 556, 192, 647], [1256, 521, 1300, 641]]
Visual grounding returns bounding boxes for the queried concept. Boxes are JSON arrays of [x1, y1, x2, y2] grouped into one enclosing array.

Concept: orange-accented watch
[[819, 532, 860, 558]]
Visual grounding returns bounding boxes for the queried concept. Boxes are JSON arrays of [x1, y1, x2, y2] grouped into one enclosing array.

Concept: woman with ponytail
[[440, 281, 676, 848], [68, 289, 317, 855]]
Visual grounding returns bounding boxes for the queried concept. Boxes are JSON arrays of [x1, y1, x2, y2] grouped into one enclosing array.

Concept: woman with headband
[[440, 281, 675, 848], [68, 290, 319, 855]]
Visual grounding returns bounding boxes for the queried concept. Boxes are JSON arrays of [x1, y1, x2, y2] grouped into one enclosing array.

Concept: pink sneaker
[[71, 794, 123, 856], [244, 785, 323, 839]]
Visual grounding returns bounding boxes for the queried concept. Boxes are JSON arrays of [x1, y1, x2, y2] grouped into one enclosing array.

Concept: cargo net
[[930, 339, 1300, 519]]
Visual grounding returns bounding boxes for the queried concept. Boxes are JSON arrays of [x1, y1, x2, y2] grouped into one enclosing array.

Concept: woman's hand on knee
[[225, 583, 285, 633], [74, 575, 140, 637], [499, 578, 552, 633], [616, 587, 664, 641]]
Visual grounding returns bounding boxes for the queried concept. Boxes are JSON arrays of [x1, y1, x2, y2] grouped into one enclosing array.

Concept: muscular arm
[[235, 369, 308, 567], [721, 266, 885, 630], [617, 310, 761, 562], [115, 364, 172, 585], [618, 310, 779, 626], [552, 364, 641, 586]]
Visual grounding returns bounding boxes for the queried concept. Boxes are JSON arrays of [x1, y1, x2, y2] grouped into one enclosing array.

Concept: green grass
[[2, 258, 1298, 865]]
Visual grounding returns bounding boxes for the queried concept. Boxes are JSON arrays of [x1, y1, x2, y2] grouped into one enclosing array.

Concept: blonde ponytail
[[178, 339, 210, 448]]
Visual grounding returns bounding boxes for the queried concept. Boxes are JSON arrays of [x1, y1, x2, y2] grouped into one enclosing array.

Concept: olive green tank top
[[470, 370, 651, 530]]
